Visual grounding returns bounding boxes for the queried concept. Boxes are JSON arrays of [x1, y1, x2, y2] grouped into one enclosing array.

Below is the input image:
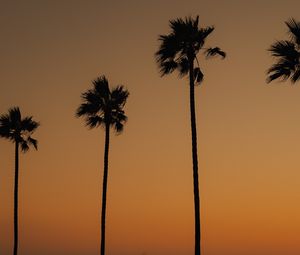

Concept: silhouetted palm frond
[[205, 47, 226, 58], [158, 60, 178, 76], [269, 40, 298, 58], [267, 18, 300, 83], [286, 18, 300, 45], [194, 67, 204, 84]]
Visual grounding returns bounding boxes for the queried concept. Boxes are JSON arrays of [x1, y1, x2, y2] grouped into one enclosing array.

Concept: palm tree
[[155, 16, 225, 255], [0, 107, 39, 255], [76, 75, 129, 255], [267, 18, 300, 83]]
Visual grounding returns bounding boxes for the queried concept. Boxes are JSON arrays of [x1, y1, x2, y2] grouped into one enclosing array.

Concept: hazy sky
[[1, 1, 300, 255]]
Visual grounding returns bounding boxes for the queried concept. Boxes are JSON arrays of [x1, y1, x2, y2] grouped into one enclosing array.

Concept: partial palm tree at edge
[[267, 18, 300, 83], [0, 107, 39, 255], [76, 75, 129, 255], [155, 16, 225, 255]]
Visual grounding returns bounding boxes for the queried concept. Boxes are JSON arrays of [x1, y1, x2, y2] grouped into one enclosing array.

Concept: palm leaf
[[159, 60, 178, 76], [21, 116, 39, 132], [20, 141, 30, 152], [291, 67, 300, 83], [286, 18, 300, 45], [267, 21, 300, 83], [28, 136, 38, 150], [205, 47, 226, 58], [178, 57, 189, 77], [194, 67, 204, 84], [197, 26, 214, 48], [86, 116, 104, 129], [269, 40, 298, 59]]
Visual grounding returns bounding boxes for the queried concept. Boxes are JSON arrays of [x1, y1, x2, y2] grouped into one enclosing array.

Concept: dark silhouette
[[267, 18, 300, 83], [155, 16, 225, 255], [0, 107, 39, 255], [76, 76, 129, 255]]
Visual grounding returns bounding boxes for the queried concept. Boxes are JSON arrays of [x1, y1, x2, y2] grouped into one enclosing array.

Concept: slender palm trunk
[[100, 123, 110, 255], [189, 58, 201, 255], [13, 142, 19, 255]]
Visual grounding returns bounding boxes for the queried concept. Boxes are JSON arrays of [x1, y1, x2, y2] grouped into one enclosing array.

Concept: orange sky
[[1, 0, 300, 254]]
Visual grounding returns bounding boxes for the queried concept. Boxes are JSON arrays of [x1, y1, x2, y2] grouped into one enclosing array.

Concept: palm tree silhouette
[[267, 18, 300, 83], [0, 107, 39, 255], [155, 16, 225, 255], [76, 75, 129, 255]]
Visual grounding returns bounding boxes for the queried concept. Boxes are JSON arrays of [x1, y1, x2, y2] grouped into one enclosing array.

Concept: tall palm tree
[[267, 18, 300, 83], [76, 75, 129, 255], [0, 107, 39, 255], [155, 16, 225, 255]]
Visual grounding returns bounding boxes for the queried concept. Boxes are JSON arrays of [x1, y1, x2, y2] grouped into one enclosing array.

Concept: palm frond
[[8, 107, 21, 124], [205, 47, 226, 59], [111, 110, 128, 134], [177, 57, 189, 77], [27, 136, 38, 150], [269, 40, 298, 59], [20, 139, 30, 152], [194, 67, 204, 84], [113, 121, 124, 134], [112, 111, 127, 123], [291, 67, 300, 83], [88, 115, 105, 128], [156, 34, 180, 63], [93, 76, 110, 99], [158, 60, 178, 76], [197, 26, 215, 47], [169, 17, 189, 36], [76, 101, 101, 117], [267, 63, 292, 83], [111, 86, 130, 106], [85, 116, 105, 129], [21, 116, 40, 132], [0, 114, 12, 138], [267, 31, 300, 83], [286, 18, 300, 45]]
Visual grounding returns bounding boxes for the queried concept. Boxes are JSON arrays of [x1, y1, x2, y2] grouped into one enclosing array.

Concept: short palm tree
[[267, 18, 300, 83], [0, 107, 39, 255], [76, 75, 129, 255], [155, 16, 225, 255]]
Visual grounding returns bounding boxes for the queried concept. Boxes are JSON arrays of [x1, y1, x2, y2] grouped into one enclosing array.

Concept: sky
[[1, 0, 300, 255]]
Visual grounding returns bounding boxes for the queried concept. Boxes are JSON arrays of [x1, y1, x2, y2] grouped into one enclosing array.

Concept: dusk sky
[[1, 1, 300, 255]]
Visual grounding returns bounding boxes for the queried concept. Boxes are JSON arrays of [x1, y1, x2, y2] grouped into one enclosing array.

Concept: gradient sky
[[1, 1, 300, 255]]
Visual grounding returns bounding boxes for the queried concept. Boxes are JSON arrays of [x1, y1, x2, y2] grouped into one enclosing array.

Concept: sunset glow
[[1, 1, 300, 255]]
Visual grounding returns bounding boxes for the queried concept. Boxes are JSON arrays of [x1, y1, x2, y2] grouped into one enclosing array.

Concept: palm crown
[[155, 15, 225, 83], [76, 75, 129, 133], [0, 107, 39, 152], [267, 18, 300, 83]]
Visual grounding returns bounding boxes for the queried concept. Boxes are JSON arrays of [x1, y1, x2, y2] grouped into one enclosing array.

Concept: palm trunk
[[100, 123, 110, 255], [189, 59, 201, 255], [13, 142, 19, 255]]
